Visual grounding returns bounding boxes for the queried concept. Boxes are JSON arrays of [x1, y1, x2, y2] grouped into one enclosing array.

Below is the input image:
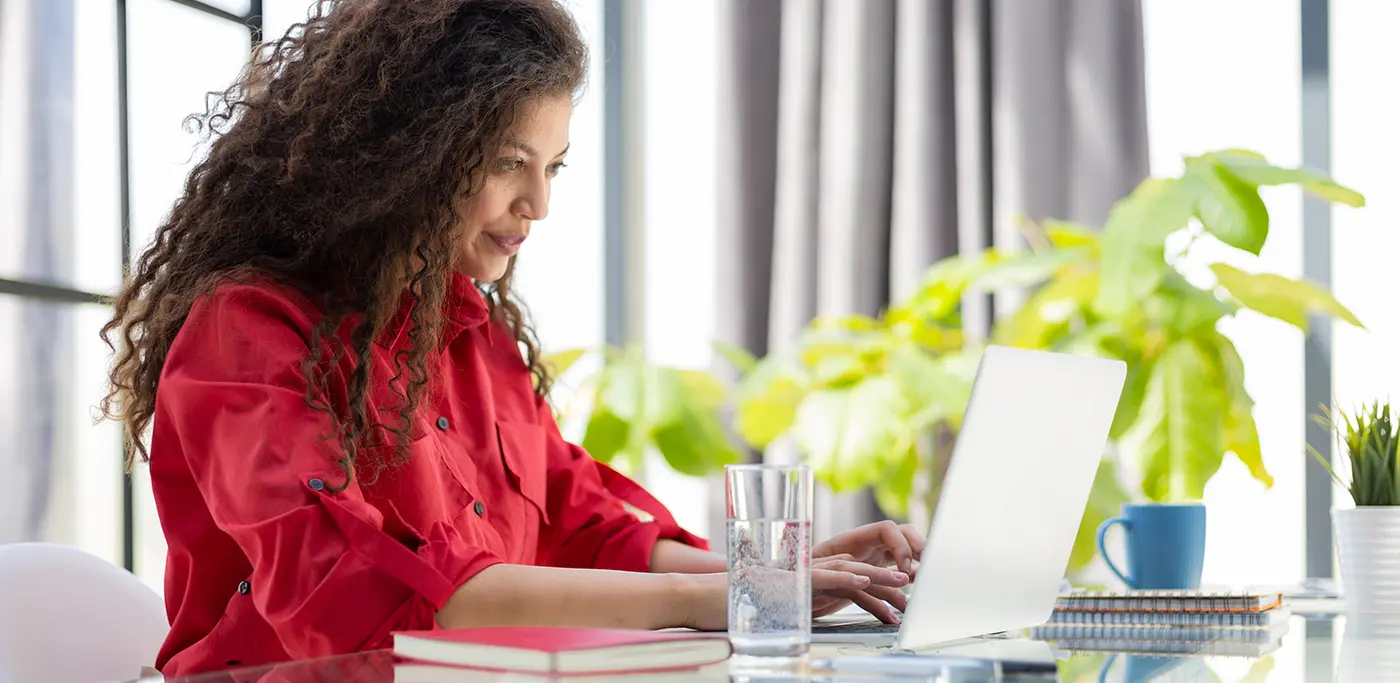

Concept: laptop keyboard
[[812, 620, 901, 634]]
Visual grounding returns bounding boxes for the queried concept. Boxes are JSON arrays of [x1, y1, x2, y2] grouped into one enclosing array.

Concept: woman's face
[[455, 94, 572, 282]]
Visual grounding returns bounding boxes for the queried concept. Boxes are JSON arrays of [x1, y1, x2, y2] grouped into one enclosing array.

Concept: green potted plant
[[720, 247, 1075, 528], [542, 344, 741, 479], [1313, 400, 1400, 619], [979, 149, 1365, 571], [725, 148, 1366, 580]]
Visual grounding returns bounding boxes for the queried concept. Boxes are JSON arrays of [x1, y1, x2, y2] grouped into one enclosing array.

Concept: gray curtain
[[714, 0, 1149, 540]]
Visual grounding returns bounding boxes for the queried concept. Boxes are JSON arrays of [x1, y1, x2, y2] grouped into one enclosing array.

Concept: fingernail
[[855, 575, 871, 586], [892, 572, 909, 583]]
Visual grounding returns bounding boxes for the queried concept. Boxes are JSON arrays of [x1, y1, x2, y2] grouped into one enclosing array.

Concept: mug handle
[[1096, 517, 1135, 588], [1097, 655, 1117, 683]]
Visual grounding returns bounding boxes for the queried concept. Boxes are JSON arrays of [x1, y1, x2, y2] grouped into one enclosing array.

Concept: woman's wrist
[[665, 571, 728, 631]]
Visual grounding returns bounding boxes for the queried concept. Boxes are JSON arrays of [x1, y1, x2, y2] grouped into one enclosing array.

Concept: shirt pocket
[[495, 420, 551, 525], [354, 426, 477, 536]]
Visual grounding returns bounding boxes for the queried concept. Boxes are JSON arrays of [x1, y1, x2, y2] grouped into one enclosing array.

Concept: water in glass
[[726, 517, 811, 657]]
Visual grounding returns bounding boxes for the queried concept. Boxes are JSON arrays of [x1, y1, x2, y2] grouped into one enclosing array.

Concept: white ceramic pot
[[1334, 507, 1400, 617]]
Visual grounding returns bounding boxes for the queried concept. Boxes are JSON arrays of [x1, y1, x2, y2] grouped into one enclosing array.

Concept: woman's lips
[[488, 233, 526, 255]]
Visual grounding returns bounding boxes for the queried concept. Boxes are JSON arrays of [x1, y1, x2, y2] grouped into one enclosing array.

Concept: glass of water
[[725, 463, 812, 659]]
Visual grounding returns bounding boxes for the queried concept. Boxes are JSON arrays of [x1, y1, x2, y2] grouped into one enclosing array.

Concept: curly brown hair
[[100, 0, 586, 481]]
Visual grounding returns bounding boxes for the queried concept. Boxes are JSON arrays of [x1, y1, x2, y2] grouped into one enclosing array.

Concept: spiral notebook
[[1046, 606, 1288, 627], [1053, 589, 1283, 614], [1030, 614, 1289, 644]]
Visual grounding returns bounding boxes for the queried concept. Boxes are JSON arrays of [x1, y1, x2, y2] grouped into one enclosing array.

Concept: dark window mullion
[[162, 0, 247, 25], [116, 0, 136, 574], [0, 278, 108, 305], [115, 0, 266, 576]]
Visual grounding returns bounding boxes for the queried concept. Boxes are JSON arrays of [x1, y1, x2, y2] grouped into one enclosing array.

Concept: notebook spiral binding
[[1053, 590, 1283, 614]]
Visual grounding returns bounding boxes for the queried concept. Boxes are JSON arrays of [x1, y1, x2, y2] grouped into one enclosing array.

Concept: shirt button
[[237, 580, 251, 595], [473, 501, 486, 517], [436, 416, 450, 431], [307, 477, 325, 491]]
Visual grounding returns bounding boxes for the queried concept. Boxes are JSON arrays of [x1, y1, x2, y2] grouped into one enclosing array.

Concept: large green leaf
[[1110, 355, 1153, 440], [651, 397, 742, 476], [886, 343, 972, 428], [808, 314, 882, 333], [874, 445, 919, 519], [1208, 332, 1273, 488], [1042, 219, 1101, 251], [1129, 339, 1227, 502], [580, 407, 629, 464], [1224, 403, 1271, 488], [598, 351, 684, 427], [797, 331, 870, 389], [970, 247, 1092, 291], [1095, 178, 1195, 316], [792, 377, 909, 492], [1212, 149, 1366, 207], [1210, 263, 1364, 330], [1142, 271, 1233, 336], [542, 348, 588, 379], [899, 251, 1002, 322], [1069, 459, 1130, 571], [993, 268, 1099, 349], [676, 368, 727, 407], [732, 356, 808, 448], [711, 339, 758, 376], [1184, 156, 1270, 255]]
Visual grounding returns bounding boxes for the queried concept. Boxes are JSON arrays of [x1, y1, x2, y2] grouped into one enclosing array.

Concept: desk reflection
[[154, 614, 1400, 683]]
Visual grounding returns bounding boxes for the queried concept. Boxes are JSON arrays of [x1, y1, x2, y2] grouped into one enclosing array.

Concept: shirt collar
[[375, 272, 491, 350]]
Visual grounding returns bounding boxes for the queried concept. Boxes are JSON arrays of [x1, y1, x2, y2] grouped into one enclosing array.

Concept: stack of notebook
[[1030, 589, 1289, 658]]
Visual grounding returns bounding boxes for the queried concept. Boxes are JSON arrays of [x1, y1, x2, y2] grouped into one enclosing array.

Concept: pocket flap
[[495, 421, 550, 524]]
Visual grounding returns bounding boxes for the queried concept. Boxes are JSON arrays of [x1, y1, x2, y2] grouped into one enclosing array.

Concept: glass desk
[[154, 613, 1395, 683]]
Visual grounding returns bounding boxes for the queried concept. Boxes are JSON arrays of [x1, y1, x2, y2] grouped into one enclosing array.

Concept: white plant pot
[[1333, 507, 1400, 617]]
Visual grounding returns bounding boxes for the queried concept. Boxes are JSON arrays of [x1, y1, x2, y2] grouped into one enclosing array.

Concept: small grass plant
[[1312, 400, 1400, 506]]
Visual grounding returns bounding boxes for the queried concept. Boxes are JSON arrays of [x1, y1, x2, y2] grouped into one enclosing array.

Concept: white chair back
[[0, 542, 168, 683]]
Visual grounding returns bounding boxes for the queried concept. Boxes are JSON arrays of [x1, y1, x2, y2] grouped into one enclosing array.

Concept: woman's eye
[[547, 162, 567, 177], [496, 157, 525, 172]]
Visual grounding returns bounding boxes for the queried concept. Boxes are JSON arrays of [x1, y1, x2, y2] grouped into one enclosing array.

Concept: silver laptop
[[812, 345, 1126, 651]]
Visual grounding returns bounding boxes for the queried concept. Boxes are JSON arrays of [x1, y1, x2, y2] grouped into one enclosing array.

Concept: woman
[[101, 0, 923, 676]]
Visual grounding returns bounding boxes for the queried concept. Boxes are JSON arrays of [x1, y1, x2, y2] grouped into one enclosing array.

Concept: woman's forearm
[[650, 539, 727, 574], [436, 563, 720, 630]]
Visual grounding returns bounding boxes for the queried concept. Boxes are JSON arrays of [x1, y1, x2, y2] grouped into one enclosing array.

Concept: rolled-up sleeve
[[160, 286, 499, 658], [531, 398, 709, 572]]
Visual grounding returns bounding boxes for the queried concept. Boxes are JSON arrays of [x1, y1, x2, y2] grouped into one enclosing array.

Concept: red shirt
[[148, 274, 707, 676]]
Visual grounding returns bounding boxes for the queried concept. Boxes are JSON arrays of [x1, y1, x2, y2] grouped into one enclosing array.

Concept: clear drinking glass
[[725, 464, 813, 659]]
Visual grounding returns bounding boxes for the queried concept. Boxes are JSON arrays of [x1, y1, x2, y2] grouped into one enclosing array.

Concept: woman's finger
[[870, 520, 915, 574], [898, 523, 926, 558], [839, 588, 900, 625], [812, 599, 851, 618], [859, 583, 909, 613], [812, 568, 872, 592], [816, 559, 911, 588], [814, 552, 856, 564]]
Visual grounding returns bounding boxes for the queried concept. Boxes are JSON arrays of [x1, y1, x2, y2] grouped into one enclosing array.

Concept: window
[[1332, 1, 1400, 508], [1141, 0, 1306, 587]]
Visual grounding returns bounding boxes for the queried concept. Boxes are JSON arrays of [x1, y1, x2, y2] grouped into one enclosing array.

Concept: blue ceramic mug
[[1095, 503, 1206, 590]]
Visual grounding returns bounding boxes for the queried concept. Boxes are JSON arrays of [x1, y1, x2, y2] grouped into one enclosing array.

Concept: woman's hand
[[811, 554, 911, 623], [809, 521, 926, 623], [814, 520, 926, 574]]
